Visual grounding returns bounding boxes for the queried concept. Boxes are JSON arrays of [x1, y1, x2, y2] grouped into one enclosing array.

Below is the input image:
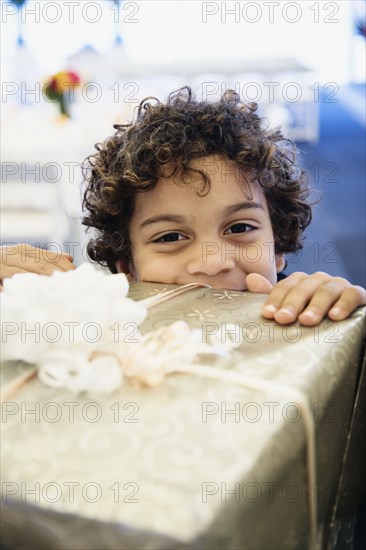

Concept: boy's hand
[[246, 272, 366, 326], [0, 244, 76, 290]]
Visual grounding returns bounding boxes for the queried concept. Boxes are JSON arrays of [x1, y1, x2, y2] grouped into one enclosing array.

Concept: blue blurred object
[[353, 0, 366, 37], [288, 85, 366, 287]]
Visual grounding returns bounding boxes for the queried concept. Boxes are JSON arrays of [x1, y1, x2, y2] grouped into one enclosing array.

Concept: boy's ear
[[115, 259, 137, 282], [275, 253, 286, 273]]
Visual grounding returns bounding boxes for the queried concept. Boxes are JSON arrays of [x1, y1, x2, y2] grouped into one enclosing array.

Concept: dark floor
[[287, 84, 366, 287]]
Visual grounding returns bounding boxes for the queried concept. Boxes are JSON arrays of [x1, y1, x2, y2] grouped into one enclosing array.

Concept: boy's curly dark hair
[[82, 86, 312, 273]]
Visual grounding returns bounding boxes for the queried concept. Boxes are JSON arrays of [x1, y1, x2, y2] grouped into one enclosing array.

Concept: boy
[[1, 87, 365, 325]]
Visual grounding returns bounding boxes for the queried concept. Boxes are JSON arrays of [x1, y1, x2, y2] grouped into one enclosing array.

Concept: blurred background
[[1, 0, 365, 285]]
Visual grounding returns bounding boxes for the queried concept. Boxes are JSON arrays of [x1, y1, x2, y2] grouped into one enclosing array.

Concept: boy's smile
[[125, 155, 285, 290]]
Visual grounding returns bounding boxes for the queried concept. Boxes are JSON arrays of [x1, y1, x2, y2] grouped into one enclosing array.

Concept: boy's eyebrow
[[139, 202, 264, 229], [223, 201, 265, 216], [139, 214, 186, 229]]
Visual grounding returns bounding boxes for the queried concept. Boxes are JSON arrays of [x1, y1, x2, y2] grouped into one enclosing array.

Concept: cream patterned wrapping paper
[[1, 283, 365, 550]]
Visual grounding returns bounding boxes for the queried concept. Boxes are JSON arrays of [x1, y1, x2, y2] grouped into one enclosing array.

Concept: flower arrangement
[[43, 70, 80, 118]]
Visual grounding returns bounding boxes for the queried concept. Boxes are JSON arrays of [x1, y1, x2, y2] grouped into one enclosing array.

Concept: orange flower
[[51, 71, 80, 93], [43, 70, 81, 117]]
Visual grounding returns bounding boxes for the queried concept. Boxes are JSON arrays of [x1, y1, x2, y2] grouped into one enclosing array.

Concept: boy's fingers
[[295, 280, 352, 326], [265, 276, 365, 326], [0, 244, 76, 279], [60, 251, 74, 262], [327, 286, 366, 321], [263, 271, 365, 326], [21, 246, 75, 272], [261, 272, 309, 319], [0, 265, 31, 282], [245, 273, 273, 294], [273, 277, 349, 325]]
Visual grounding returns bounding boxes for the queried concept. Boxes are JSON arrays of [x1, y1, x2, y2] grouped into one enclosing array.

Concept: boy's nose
[[186, 242, 236, 276]]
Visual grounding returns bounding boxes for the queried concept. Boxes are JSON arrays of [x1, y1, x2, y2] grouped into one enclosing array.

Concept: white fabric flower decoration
[[1, 264, 146, 392], [1, 265, 238, 395]]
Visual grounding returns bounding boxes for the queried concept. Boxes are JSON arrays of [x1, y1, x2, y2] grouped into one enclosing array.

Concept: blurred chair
[[1, 104, 86, 262]]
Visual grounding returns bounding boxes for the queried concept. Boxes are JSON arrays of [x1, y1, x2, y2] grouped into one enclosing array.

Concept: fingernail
[[300, 310, 316, 320], [278, 307, 294, 317], [329, 307, 341, 317], [263, 304, 276, 314]]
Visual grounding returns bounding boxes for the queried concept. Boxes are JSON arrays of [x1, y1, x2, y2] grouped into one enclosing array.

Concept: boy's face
[[122, 155, 285, 290]]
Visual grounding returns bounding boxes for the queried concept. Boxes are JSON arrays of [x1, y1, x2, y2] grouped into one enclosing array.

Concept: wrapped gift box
[[1, 283, 365, 549]]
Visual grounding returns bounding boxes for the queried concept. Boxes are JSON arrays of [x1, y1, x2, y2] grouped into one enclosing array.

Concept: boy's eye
[[226, 223, 256, 234], [154, 232, 185, 243]]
